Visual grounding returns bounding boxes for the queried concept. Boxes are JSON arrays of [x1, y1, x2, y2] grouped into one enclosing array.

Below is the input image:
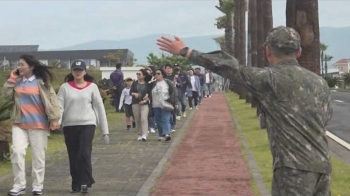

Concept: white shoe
[[196, 106, 198, 109], [137, 135, 142, 141], [171, 129, 176, 133], [32, 187, 42, 195], [182, 112, 186, 118], [150, 128, 156, 133], [8, 187, 26, 196], [176, 116, 181, 120], [189, 107, 193, 110], [158, 137, 163, 141], [141, 136, 147, 141]]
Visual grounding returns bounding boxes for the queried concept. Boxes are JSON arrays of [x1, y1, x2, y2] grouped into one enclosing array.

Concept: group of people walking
[[3, 56, 109, 195], [2, 55, 216, 196], [111, 63, 216, 142]]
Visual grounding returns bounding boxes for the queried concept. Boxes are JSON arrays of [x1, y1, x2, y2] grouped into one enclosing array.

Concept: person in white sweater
[[57, 60, 109, 194]]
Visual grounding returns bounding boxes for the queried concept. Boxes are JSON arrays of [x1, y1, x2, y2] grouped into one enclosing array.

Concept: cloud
[[0, 0, 349, 49]]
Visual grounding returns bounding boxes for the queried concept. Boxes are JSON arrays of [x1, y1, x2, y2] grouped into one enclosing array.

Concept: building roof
[[0, 49, 133, 63], [0, 45, 39, 53], [334, 58, 350, 64]]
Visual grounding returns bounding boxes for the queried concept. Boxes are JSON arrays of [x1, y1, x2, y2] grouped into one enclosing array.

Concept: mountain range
[[50, 26, 350, 66]]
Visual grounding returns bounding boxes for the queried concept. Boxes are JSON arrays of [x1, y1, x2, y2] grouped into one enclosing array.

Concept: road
[[327, 91, 350, 143]]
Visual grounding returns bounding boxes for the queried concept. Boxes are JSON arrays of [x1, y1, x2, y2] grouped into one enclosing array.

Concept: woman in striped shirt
[[2, 54, 60, 196]]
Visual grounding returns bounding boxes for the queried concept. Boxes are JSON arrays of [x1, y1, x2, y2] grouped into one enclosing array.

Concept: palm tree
[[343, 73, 350, 89], [215, 0, 235, 92], [320, 43, 328, 76], [233, 0, 247, 99], [215, 0, 234, 55], [286, 0, 320, 75], [324, 54, 333, 77]]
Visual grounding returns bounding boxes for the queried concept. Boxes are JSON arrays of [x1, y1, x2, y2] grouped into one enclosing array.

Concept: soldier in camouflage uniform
[[157, 26, 332, 196]]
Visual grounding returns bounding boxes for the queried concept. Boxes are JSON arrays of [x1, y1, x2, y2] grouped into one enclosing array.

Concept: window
[[60, 60, 70, 69], [82, 59, 90, 66]]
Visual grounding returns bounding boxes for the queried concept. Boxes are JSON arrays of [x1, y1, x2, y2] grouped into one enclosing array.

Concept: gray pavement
[[0, 112, 192, 196], [327, 91, 350, 143]]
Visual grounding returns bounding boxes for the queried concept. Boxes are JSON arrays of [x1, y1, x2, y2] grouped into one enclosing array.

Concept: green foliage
[[0, 100, 13, 122], [324, 76, 339, 88], [146, 52, 190, 70], [103, 51, 123, 66], [343, 73, 350, 87], [126, 58, 138, 67]]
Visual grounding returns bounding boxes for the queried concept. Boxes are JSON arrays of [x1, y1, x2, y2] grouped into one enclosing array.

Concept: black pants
[[63, 125, 96, 191], [188, 91, 199, 108], [113, 87, 123, 112]]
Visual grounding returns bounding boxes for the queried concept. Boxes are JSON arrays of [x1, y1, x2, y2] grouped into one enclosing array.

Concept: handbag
[[157, 91, 174, 111]]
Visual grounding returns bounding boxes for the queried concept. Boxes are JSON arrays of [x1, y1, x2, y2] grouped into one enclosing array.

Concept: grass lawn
[[226, 92, 350, 196]]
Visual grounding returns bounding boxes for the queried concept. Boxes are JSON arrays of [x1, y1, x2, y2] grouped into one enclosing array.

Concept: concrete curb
[[225, 93, 271, 196], [136, 110, 195, 196]]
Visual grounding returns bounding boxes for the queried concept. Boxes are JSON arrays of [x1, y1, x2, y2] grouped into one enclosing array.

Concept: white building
[[100, 67, 141, 80]]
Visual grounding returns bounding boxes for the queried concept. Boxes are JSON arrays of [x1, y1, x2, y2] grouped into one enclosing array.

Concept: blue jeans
[[178, 93, 187, 113], [153, 108, 172, 137], [205, 83, 212, 96], [148, 117, 156, 129]]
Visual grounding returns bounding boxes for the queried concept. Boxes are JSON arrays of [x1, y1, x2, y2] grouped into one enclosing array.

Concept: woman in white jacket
[[57, 60, 109, 194]]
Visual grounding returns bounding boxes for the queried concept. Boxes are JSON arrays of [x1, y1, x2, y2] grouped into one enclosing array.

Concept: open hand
[[156, 35, 185, 55]]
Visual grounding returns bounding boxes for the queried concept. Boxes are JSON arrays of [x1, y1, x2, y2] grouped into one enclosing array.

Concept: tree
[[146, 52, 190, 70], [324, 54, 333, 77], [320, 43, 328, 76], [126, 58, 138, 67], [48, 59, 61, 68], [215, 0, 234, 54], [213, 36, 226, 52], [286, 0, 320, 75], [343, 73, 350, 88], [103, 51, 123, 66]]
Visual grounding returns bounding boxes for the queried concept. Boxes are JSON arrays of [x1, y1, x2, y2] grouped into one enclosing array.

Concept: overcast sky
[[1, 0, 349, 50]]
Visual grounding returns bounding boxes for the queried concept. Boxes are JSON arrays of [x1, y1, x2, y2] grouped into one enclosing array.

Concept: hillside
[[51, 27, 350, 66]]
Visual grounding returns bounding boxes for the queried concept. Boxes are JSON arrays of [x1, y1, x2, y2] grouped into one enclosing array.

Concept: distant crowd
[[110, 63, 217, 142]]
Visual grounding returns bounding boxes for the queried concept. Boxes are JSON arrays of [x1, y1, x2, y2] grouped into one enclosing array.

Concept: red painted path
[[151, 92, 253, 196]]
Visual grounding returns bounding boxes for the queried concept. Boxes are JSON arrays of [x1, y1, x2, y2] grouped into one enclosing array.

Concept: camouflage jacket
[[189, 50, 332, 174]]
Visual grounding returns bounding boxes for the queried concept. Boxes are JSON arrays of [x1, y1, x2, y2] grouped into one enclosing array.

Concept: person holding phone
[[2, 54, 60, 196]]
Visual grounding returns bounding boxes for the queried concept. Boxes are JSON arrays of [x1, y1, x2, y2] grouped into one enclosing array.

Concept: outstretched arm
[[156, 35, 271, 98]]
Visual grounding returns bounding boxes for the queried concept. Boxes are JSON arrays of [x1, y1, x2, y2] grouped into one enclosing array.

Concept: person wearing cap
[[57, 60, 109, 194], [157, 26, 332, 195], [118, 77, 135, 130]]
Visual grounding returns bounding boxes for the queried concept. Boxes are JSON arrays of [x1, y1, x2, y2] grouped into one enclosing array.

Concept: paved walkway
[[0, 109, 191, 196], [150, 92, 254, 196]]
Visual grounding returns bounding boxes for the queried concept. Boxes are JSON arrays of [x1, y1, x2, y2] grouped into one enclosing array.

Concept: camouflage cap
[[264, 26, 301, 50]]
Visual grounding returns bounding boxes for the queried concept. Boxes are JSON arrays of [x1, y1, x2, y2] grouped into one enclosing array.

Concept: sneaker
[[164, 134, 171, 141], [176, 116, 181, 120], [32, 188, 42, 195], [209, 95, 212, 98], [137, 135, 142, 141], [150, 128, 156, 133], [158, 137, 163, 141], [142, 136, 147, 141], [196, 106, 198, 110], [81, 185, 88, 193], [182, 112, 186, 118], [70, 189, 80, 193], [8, 188, 26, 196], [189, 107, 193, 110], [171, 129, 175, 133]]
